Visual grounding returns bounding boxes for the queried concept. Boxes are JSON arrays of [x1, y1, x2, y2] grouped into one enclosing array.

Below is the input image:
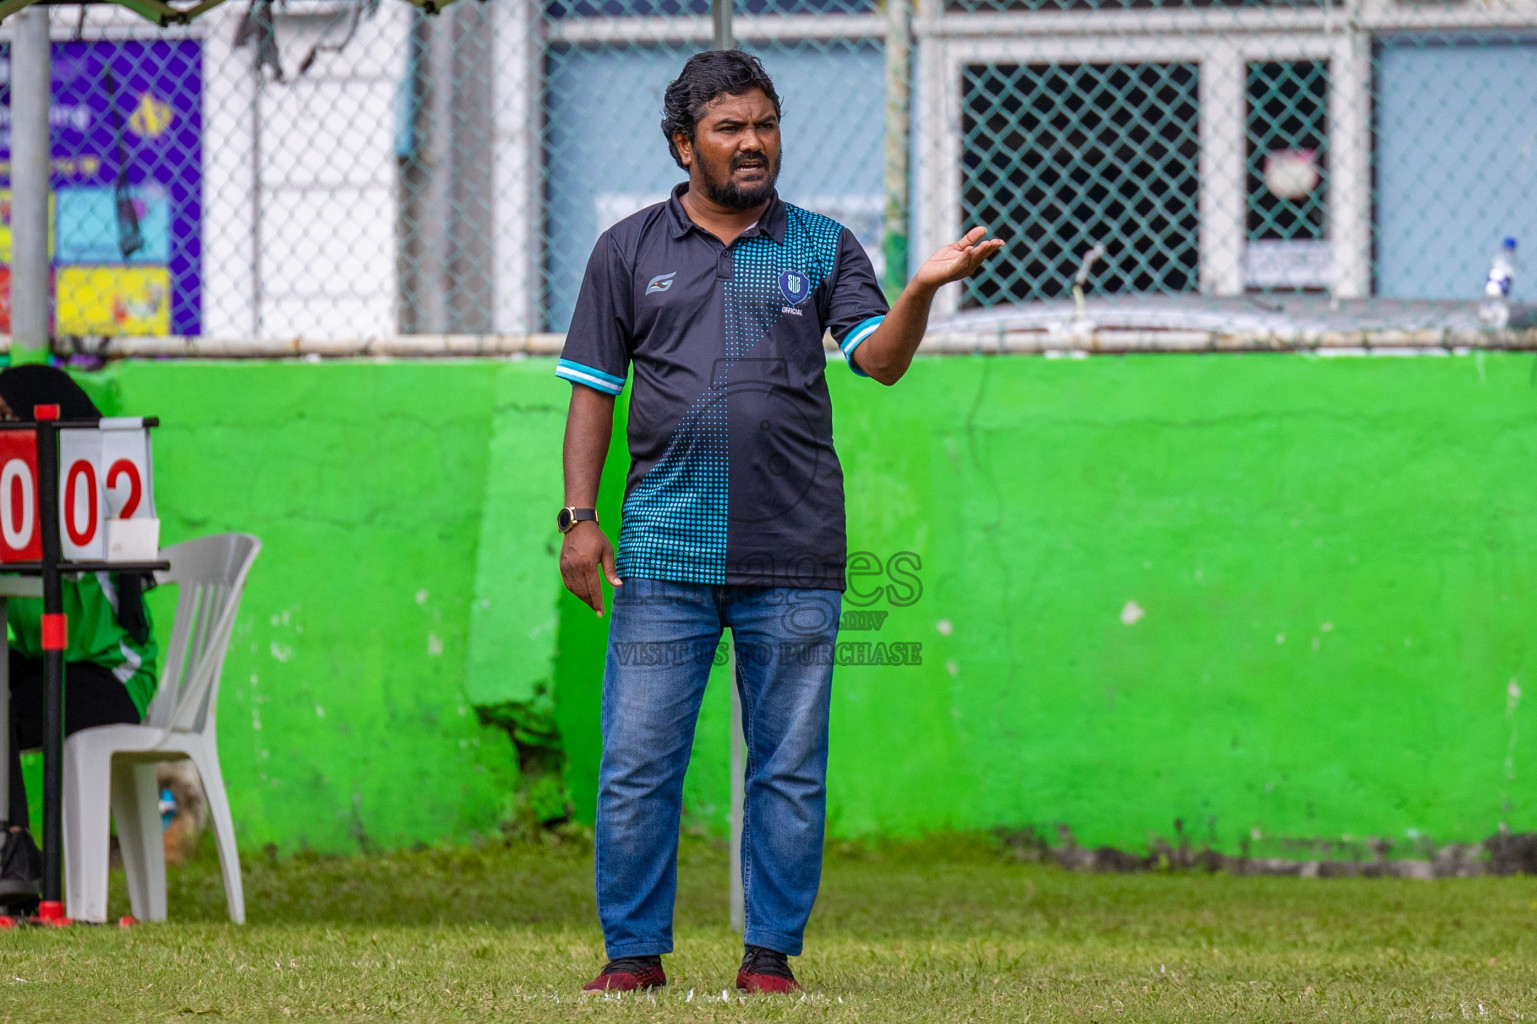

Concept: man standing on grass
[[555, 49, 1003, 994]]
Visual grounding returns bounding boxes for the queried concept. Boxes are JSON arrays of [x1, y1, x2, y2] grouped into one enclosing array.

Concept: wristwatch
[[557, 506, 598, 534]]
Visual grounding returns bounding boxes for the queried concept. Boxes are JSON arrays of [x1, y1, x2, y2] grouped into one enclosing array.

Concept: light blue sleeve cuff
[[838, 315, 884, 378], [555, 358, 625, 395]]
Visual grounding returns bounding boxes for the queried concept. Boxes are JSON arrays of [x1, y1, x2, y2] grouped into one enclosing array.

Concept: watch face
[[556, 507, 573, 533]]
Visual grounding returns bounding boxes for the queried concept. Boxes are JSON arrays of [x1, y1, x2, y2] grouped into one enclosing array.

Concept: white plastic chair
[[63, 533, 261, 924]]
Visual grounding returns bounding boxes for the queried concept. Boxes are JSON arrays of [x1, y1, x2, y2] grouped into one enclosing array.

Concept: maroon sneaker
[[736, 945, 801, 994], [583, 955, 666, 992]]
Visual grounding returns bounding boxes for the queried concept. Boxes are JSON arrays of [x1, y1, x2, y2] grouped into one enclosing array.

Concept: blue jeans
[[595, 578, 842, 958]]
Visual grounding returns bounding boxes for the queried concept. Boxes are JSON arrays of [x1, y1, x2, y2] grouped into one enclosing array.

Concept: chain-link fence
[[0, 0, 1532, 350]]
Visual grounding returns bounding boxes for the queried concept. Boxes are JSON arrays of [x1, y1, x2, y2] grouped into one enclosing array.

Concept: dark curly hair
[[660, 50, 782, 170]]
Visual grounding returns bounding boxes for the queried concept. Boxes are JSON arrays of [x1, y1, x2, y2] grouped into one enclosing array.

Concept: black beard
[[700, 150, 780, 210]]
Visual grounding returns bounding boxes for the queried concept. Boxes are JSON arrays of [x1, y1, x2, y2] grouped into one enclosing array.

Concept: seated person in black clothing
[[0, 366, 158, 912]]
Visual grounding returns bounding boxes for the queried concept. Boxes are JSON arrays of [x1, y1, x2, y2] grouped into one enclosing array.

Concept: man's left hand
[[911, 226, 1006, 292]]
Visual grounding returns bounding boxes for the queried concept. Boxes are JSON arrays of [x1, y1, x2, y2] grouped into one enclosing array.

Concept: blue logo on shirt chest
[[778, 270, 810, 306]]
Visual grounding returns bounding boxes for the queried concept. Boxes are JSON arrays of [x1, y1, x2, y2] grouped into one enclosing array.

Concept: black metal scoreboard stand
[[0, 404, 165, 927]]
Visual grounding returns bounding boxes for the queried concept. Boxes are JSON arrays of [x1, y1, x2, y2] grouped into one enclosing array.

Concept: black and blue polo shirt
[[557, 184, 888, 591]]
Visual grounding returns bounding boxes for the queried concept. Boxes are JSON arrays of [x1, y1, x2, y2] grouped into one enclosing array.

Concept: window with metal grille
[[960, 61, 1201, 307], [1245, 59, 1330, 289]]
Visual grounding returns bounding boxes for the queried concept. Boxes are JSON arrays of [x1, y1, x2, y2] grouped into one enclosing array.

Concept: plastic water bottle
[[1478, 237, 1518, 329]]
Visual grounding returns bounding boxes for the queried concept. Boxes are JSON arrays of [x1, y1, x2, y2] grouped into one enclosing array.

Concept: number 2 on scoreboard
[[106, 458, 143, 519]]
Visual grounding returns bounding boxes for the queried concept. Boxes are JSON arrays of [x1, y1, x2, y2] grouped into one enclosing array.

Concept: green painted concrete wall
[[815, 351, 1537, 856], [67, 352, 1537, 856]]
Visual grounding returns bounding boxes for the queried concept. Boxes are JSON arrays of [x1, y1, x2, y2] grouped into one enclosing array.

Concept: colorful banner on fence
[[0, 39, 202, 336]]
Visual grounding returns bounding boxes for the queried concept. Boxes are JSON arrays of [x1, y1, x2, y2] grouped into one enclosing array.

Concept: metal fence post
[[11, 7, 51, 365], [882, 0, 911, 302], [713, 0, 734, 52], [729, 641, 745, 934], [713, 0, 746, 939], [398, 9, 453, 334], [1197, 37, 1246, 298]]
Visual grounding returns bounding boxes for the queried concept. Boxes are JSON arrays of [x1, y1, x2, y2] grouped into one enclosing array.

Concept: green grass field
[[2, 835, 1536, 1021]]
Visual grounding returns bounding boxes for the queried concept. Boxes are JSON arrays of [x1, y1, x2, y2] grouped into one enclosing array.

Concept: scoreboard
[[0, 417, 156, 564]]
